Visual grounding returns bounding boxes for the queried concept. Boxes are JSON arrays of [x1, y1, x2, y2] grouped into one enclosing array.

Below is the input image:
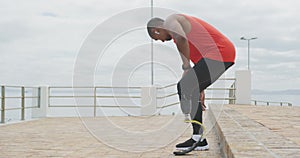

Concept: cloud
[[0, 20, 32, 43], [41, 12, 58, 18], [0, 0, 299, 92]]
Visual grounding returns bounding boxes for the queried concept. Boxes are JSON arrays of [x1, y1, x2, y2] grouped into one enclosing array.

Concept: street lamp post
[[240, 37, 257, 70], [150, 0, 154, 85]]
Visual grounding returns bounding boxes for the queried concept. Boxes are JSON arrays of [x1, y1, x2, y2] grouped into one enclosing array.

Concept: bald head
[[147, 17, 164, 38]]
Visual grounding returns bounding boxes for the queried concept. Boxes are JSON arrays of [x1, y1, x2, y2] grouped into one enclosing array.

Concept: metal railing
[[0, 85, 40, 123], [252, 100, 292, 106], [156, 78, 236, 109], [1, 79, 294, 123], [48, 78, 237, 116], [156, 83, 179, 109], [48, 86, 142, 117], [207, 78, 236, 104]]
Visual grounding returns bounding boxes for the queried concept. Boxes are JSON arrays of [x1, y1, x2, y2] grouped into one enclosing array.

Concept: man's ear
[[151, 28, 160, 35]]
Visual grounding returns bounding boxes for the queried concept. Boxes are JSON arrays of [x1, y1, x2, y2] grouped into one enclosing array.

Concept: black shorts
[[177, 58, 234, 114]]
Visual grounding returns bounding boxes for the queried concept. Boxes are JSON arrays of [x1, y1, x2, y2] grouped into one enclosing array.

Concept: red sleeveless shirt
[[175, 14, 236, 64]]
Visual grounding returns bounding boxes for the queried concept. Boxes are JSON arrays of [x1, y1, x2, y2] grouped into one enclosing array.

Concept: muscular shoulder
[[165, 14, 191, 34], [165, 14, 185, 25]]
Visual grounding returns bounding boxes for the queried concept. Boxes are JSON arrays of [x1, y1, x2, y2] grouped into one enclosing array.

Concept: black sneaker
[[176, 138, 209, 151]]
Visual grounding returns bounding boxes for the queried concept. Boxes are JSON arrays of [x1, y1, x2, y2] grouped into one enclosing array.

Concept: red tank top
[[175, 14, 236, 63]]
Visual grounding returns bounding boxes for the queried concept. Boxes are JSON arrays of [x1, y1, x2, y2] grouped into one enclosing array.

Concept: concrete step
[[209, 104, 300, 158]]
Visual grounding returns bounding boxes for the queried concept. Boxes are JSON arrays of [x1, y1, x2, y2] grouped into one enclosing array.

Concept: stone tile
[[2, 104, 298, 157], [211, 104, 300, 158], [0, 116, 222, 158]]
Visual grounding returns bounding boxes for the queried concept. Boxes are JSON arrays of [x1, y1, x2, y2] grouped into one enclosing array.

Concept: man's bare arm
[[177, 36, 190, 68], [165, 16, 190, 68]]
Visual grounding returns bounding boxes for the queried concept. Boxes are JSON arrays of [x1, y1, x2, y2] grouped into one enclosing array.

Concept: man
[[147, 14, 235, 151]]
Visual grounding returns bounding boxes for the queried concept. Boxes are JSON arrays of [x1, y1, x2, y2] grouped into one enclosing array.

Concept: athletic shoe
[[176, 138, 209, 151]]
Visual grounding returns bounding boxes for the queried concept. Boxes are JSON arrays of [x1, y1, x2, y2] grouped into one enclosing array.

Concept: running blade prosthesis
[[173, 120, 205, 156], [173, 142, 198, 155]]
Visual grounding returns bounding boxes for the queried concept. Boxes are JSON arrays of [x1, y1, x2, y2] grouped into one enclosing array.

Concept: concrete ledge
[[207, 105, 234, 158], [208, 104, 300, 158]]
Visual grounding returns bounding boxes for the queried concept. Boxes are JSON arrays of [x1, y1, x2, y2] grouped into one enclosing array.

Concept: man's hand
[[201, 103, 207, 111], [200, 91, 206, 111]]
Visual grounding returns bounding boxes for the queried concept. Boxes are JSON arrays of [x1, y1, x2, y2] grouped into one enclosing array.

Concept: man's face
[[151, 28, 172, 42]]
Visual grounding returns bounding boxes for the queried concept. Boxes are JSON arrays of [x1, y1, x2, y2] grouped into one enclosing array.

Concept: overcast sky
[[1, 0, 300, 92]]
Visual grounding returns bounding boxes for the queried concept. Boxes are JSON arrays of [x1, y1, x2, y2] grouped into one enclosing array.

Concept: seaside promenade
[[0, 104, 299, 158]]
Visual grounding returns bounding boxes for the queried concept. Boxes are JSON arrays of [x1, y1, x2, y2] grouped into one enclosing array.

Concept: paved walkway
[[0, 115, 221, 158], [1, 104, 300, 157]]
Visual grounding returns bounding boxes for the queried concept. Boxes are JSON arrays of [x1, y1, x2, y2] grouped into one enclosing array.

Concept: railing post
[[38, 87, 41, 108], [32, 86, 48, 118], [94, 87, 97, 117], [1, 86, 5, 123], [141, 86, 157, 116], [229, 83, 235, 104], [21, 87, 25, 120], [235, 70, 251, 105]]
